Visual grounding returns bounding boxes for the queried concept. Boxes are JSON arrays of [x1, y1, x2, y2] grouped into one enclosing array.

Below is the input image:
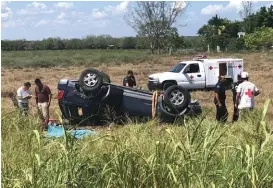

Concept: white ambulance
[[147, 58, 244, 91]]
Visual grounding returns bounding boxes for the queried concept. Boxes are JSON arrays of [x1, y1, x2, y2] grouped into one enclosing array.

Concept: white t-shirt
[[17, 86, 32, 103], [236, 81, 259, 109]]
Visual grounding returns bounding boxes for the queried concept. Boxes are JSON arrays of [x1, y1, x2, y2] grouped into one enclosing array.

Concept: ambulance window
[[184, 63, 200, 73]]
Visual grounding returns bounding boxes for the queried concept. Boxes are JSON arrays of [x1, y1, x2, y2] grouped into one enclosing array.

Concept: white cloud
[[1, 2, 12, 19], [91, 9, 107, 20], [54, 2, 73, 9], [1, 7, 12, 18], [115, 1, 129, 13], [35, 20, 50, 27], [104, 1, 129, 15], [201, 4, 224, 15], [17, 2, 54, 15], [201, 1, 259, 16], [226, 0, 242, 11], [27, 2, 47, 9], [57, 12, 66, 19]]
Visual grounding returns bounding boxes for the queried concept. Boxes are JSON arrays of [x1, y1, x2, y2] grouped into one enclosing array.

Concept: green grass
[[1, 49, 164, 68], [2, 49, 273, 69], [2, 99, 273, 187]]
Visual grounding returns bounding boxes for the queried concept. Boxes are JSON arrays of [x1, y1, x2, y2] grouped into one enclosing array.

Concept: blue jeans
[[18, 102, 29, 116]]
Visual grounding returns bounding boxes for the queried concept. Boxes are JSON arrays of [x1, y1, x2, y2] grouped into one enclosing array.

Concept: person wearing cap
[[123, 70, 136, 88], [232, 74, 243, 122], [214, 75, 228, 123], [17, 82, 32, 116], [235, 72, 260, 120]]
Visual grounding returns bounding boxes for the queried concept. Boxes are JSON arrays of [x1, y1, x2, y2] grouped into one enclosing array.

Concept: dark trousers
[[215, 102, 228, 123], [232, 106, 239, 122]]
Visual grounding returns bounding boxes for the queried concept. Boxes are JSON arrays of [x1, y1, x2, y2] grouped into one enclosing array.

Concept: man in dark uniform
[[123, 70, 136, 88], [214, 75, 228, 123], [232, 74, 242, 122]]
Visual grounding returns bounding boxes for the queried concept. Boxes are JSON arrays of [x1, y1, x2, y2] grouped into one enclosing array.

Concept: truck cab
[[148, 58, 244, 91]]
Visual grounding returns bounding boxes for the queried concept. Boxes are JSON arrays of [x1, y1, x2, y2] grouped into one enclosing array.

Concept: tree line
[[198, 4, 273, 51], [1, 3, 272, 52], [1, 34, 207, 52]]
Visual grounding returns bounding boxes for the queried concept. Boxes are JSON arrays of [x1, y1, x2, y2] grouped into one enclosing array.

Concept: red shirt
[[35, 84, 51, 103]]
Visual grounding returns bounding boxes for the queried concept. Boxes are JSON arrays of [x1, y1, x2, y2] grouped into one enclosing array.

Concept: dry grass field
[[1, 51, 272, 124]]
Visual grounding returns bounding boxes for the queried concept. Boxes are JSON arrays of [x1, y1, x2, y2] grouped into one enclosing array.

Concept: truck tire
[[79, 68, 103, 93], [163, 81, 176, 91], [163, 85, 191, 112], [99, 71, 111, 83]]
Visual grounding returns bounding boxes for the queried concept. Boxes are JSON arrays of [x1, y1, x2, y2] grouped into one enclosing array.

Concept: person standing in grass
[[214, 75, 228, 123], [17, 82, 32, 116], [123, 70, 137, 88], [235, 72, 260, 120], [34, 79, 52, 124]]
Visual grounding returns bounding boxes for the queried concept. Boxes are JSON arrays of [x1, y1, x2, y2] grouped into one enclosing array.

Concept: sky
[[1, 1, 273, 40]]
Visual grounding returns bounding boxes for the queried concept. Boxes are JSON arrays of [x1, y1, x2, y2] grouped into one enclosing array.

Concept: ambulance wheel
[[163, 85, 191, 112]]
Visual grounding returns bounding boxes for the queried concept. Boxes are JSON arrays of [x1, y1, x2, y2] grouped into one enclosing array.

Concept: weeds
[[2, 99, 273, 187]]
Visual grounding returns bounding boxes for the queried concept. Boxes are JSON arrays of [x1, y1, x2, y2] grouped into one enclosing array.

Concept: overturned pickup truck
[[57, 68, 202, 125]]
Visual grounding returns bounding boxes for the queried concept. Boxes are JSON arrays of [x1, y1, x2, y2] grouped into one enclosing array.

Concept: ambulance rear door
[[232, 59, 244, 82], [204, 60, 219, 88]]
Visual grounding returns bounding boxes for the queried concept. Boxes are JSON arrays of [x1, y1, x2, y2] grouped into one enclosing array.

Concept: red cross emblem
[[209, 66, 213, 70], [245, 89, 253, 98], [190, 75, 194, 80], [238, 65, 242, 69]]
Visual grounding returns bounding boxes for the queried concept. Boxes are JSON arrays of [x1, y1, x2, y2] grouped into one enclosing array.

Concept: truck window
[[170, 63, 186, 73], [184, 63, 200, 73]]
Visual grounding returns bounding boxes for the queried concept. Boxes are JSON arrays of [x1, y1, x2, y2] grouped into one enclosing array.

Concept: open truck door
[[232, 59, 244, 82], [204, 60, 219, 88]]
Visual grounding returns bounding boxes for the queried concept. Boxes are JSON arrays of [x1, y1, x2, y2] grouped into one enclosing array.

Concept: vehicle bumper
[[147, 81, 162, 91]]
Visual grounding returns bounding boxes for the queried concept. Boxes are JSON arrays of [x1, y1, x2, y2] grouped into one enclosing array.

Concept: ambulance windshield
[[170, 63, 186, 73]]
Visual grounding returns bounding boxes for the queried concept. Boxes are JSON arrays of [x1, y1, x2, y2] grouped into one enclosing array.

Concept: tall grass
[[2, 99, 273, 187]]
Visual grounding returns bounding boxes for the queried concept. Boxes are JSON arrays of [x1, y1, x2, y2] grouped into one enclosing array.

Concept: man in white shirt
[[17, 82, 32, 116], [235, 72, 260, 119]]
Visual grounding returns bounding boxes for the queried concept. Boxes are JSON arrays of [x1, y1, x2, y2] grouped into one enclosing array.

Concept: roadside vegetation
[[2, 99, 273, 187]]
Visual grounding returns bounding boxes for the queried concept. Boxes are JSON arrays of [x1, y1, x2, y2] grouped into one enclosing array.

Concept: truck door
[[182, 63, 206, 89], [232, 60, 244, 82], [205, 61, 219, 88]]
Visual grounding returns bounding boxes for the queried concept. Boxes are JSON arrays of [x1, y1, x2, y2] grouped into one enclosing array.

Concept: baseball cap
[[241, 72, 249, 78]]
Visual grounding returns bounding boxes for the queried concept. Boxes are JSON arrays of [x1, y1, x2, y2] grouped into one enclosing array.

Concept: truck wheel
[[163, 85, 191, 112], [79, 68, 103, 93], [99, 71, 111, 83], [163, 82, 175, 91]]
